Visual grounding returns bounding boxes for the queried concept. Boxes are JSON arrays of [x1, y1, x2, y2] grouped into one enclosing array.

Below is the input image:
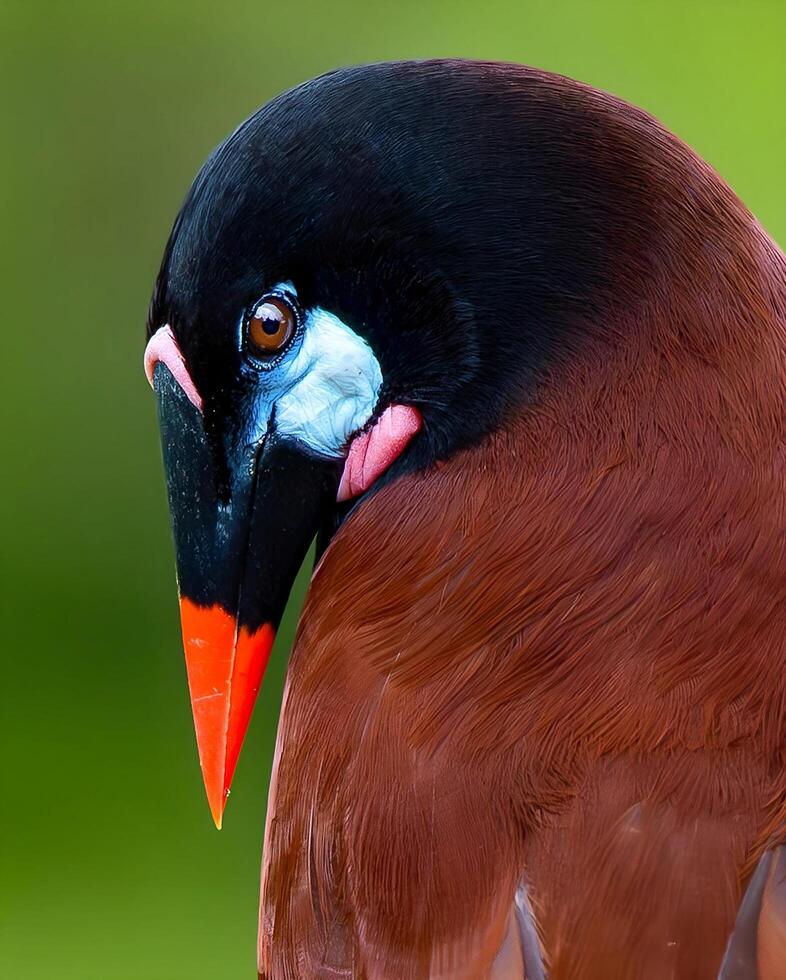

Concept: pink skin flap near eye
[[144, 325, 204, 413], [337, 404, 422, 503], [144, 325, 419, 501]]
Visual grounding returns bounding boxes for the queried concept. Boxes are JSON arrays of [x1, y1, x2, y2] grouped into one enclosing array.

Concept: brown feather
[[259, 68, 786, 979]]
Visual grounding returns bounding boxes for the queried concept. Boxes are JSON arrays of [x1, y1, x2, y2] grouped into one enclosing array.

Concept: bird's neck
[[293, 213, 785, 756]]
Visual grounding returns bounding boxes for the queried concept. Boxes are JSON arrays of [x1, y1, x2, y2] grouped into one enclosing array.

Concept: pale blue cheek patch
[[270, 308, 382, 458]]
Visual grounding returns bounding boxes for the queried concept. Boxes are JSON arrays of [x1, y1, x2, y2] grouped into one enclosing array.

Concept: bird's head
[[145, 61, 655, 826]]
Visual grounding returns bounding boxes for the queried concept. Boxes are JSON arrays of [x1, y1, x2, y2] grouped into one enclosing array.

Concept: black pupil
[[261, 311, 283, 334]]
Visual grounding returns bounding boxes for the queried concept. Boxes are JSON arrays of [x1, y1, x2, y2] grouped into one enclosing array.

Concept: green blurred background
[[1, 1, 784, 977]]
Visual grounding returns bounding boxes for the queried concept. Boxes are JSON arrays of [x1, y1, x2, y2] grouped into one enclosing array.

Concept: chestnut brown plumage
[[257, 76, 786, 978], [145, 61, 786, 979]]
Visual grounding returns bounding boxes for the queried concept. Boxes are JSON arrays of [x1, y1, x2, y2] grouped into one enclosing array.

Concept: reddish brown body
[[258, 71, 786, 979]]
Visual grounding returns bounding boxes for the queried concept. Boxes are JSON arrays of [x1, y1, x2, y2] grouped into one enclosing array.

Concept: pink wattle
[[144, 324, 204, 413], [337, 404, 422, 502]]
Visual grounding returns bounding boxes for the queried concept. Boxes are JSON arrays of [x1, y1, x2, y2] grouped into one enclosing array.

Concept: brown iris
[[247, 296, 296, 355]]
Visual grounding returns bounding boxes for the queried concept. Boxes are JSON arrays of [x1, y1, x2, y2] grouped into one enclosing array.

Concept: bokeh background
[[1, 1, 784, 977]]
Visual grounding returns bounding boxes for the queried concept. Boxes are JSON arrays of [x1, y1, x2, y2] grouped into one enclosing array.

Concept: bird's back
[[250, 66, 786, 980]]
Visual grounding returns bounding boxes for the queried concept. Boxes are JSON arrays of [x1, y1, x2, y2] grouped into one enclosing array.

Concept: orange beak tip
[[206, 785, 226, 830], [178, 599, 275, 829]]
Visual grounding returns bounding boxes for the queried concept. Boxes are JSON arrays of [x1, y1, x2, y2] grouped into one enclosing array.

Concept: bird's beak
[[152, 361, 339, 828]]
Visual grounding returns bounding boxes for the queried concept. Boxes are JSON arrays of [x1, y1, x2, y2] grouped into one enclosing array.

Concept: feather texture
[[257, 66, 786, 979]]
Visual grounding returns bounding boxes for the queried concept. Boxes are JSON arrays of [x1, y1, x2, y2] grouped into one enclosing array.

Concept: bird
[[144, 60, 786, 979]]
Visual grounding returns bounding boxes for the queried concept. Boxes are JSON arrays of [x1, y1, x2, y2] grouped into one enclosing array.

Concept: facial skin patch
[[147, 288, 418, 501], [144, 325, 203, 412], [337, 403, 422, 501], [248, 295, 418, 497], [272, 307, 383, 458]]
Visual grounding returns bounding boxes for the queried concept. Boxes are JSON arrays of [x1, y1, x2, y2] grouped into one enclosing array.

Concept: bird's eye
[[246, 295, 296, 357]]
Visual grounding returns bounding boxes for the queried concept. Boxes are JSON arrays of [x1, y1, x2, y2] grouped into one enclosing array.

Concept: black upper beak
[[154, 363, 340, 826]]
